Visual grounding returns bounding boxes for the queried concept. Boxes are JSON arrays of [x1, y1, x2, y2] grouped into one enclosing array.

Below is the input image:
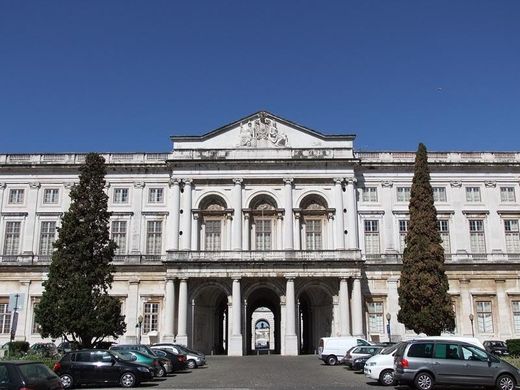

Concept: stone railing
[[0, 153, 171, 166], [356, 151, 520, 164], [170, 148, 355, 161], [0, 254, 166, 266], [364, 252, 520, 264], [165, 249, 362, 262]]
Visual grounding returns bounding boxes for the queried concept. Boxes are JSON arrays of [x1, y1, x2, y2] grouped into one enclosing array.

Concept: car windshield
[[19, 363, 58, 383], [491, 342, 506, 347], [381, 343, 400, 355], [112, 351, 136, 361]]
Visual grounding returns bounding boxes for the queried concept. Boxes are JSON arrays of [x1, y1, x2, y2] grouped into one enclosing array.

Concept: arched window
[[198, 196, 229, 251], [248, 196, 279, 251], [298, 195, 330, 250]]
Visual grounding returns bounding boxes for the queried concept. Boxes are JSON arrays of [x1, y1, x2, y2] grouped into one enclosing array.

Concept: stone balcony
[[364, 252, 520, 264]]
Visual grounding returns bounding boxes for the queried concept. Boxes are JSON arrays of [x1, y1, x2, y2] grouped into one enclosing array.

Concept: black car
[[483, 340, 510, 356], [351, 355, 370, 371], [53, 349, 153, 388], [0, 361, 63, 390], [151, 348, 187, 372]]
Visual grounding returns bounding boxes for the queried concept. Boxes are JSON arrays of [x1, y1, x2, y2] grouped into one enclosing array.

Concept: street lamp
[[386, 313, 392, 342], [469, 314, 474, 337], [136, 315, 143, 344]]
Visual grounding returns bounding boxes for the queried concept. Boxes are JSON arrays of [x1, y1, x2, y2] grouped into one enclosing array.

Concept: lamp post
[[386, 313, 392, 342], [136, 315, 143, 344], [469, 314, 474, 337]]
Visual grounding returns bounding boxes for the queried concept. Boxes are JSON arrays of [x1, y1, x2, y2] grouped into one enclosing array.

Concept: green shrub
[[503, 355, 520, 368], [3, 341, 30, 357], [506, 339, 520, 356], [20, 354, 61, 369]]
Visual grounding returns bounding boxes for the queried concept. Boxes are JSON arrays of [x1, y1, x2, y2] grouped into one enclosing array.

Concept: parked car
[[150, 348, 188, 372], [484, 340, 510, 356], [343, 345, 383, 368], [112, 350, 168, 377], [57, 341, 80, 354], [393, 339, 520, 390], [350, 355, 372, 371], [1, 361, 63, 390], [53, 349, 153, 389], [28, 343, 59, 358], [364, 342, 402, 386], [109, 344, 171, 376], [151, 344, 206, 369], [318, 336, 372, 366]]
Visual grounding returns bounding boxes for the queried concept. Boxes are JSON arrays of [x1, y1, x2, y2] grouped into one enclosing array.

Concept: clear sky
[[1, 1, 519, 153]]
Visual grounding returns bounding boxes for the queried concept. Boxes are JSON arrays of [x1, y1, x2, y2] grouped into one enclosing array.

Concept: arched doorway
[[252, 310, 274, 353], [298, 284, 333, 354], [246, 287, 281, 354], [191, 284, 229, 355]]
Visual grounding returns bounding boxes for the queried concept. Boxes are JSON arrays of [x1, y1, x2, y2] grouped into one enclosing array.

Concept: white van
[[318, 336, 372, 365]]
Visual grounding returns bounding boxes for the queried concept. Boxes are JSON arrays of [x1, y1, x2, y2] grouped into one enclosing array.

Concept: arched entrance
[[246, 287, 281, 354], [191, 284, 229, 355], [298, 284, 333, 354]]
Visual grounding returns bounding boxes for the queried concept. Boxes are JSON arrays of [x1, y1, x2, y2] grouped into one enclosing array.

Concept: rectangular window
[[8, 189, 24, 204], [433, 343, 462, 359], [305, 219, 322, 250], [146, 221, 162, 255], [476, 301, 493, 333], [500, 187, 516, 202], [469, 219, 486, 253], [255, 219, 272, 250], [399, 220, 408, 252], [3, 221, 21, 255], [466, 187, 481, 202], [111, 221, 127, 255], [364, 220, 380, 255], [367, 301, 384, 334], [113, 188, 129, 204], [433, 187, 447, 202], [143, 302, 159, 333], [362, 187, 378, 202], [512, 301, 520, 333], [437, 220, 451, 254], [0, 301, 11, 334], [204, 220, 221, 251], [396, 187, 411, 202], [148, 188, 164, 203], [505, 219, 520, 253], [43, 188, 59, 204], [39, 221, 56, 255]]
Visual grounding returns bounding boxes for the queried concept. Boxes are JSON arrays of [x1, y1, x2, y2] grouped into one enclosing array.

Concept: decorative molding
[[168, 178, 181, 187], [111, 211, 134, 216], [238, 112, 289, 148], [0, 182, 6, 189], [283, 177, 294, 185], [232, 178, 243, 185], [345, 177, 357, 185], [63, 182, 75, 189], [381, 180, 393, 188], [1, 212, 29, 217], [484, 180, 497, 188], [141, 211, 169, 216], [333, 177, 344, 185], [29, 182, 41, 189], [450, 181, 463, 188], [358, 210, 385, 216], [182, 178, 193, 185], [134, 181, 146, 189], [462, 210, 490, 215], [36, 212, 63, 217]]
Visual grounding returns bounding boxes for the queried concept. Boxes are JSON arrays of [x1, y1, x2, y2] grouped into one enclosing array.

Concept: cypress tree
[[34, 153, 126, 347], [397, 143, 455, 335]]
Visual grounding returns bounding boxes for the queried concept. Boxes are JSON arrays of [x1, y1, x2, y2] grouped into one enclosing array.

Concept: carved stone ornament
[[0, 182, 7, 189], [450, 181, 463, 188], [134, 181, 145, 189], [168, 177, 181, 187], [29, 182, 41, 189], [238, 112, 289, 148], [63, 182, 75, 189], [484, 181, 497, 188], [381, 180, 393, 188]]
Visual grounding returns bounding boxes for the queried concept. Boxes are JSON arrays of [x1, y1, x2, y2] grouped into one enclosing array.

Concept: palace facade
[[1, 111, 519, 355]]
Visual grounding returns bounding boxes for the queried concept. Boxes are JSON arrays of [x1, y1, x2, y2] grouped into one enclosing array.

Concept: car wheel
[[414, 372, 434, 390], [496, 374, 516, 390], [120, 372, 137, 388], [60, 374, 73, 389], [157, 365, 166, 377], [326, 355, 338, 366], [187, 359, 197, 369], [379, 369, 395, 386]]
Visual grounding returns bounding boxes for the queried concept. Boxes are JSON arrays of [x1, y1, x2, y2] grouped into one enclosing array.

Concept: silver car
[[151, 344, 206, 369]]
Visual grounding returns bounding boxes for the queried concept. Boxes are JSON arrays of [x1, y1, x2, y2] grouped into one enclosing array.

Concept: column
[[283, 178, 294, 250], [232, 178, 243, 250], [338, 278, 351, 336], [242, 215, 250, 250], [459, 279, 473, 336], [130, 182, 145, 254], [125, 279, 140, 342], [180, 179, 192, 250], [386, 278, 405, 341], [176, 278, 188, 346], [345, 178, 359, 249], [285, 277, 298, 355], [333, 178, 345, 250], [351, 277, 364, 337], [166, 178, 181, 250], [496, 279, 512, 339], [229, 278, 243, 356], [22, 182, 40, 254], [163, 278, 175, 342], [17, 280, 31, 339]]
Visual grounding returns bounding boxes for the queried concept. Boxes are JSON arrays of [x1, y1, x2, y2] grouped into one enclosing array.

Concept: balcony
[[165, 249, 362, 263], [364, 252, 520, 264]]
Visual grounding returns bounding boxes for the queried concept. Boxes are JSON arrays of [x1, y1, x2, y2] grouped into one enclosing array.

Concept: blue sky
[[0, 1, 519, 153]]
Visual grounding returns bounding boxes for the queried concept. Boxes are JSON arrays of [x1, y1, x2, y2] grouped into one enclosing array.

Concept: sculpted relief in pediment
[[238, 112, 289, 148]]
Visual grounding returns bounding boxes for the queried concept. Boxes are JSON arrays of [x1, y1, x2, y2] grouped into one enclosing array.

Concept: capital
[[345, 177, 357, 185], [283, 177, 294, 185], [168, 177, 181, 187], [333, 177, 344, 185], [450, 181, 462, 188], [0, 182, 5, 189], [381, 180, 393, 188], [29, 182, 41, 189], [182, 178, 193, 185], [232, 178, 243, 185]]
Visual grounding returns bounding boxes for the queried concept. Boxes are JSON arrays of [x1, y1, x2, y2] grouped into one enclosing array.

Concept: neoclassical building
[[1, 111, 519, 356]]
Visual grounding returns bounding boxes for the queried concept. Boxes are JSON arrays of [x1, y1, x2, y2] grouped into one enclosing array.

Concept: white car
[[318, 336, 372, 366], [364, 343, 400, 386]]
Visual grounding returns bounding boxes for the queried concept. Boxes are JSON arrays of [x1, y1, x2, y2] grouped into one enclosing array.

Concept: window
[[113, 188, 129, 204], [407, 343, 433, 358], [505, 220, 520, 253], [433, 187, 447, 202], [32, 300, 41, 334], [43, 189, 59, 204], [437, 220, 451, 254], [396, 187, 411, 202], [500, 187, 516, 202], [399, 220, 408, 252], [204, 220, 221, 251], [143, 302, 159, 333], [111, 221, 127, 255], [461, 344, 489, 362], [476, 301, 493, 333], [367, 301, 384, 334], [305, 219, 322, 250], [466, 187, 481, 202], [469, 220, 486, 253], [255, 219, 272, 250], [364, 220, 380, 255], [8, 189, 24, 204], [146, 221, 162, 255], [148, 188, 163, 203], [0, 301, 10, 334], [39, 221, 56, 255], [3, 221, 21, 255], [433, 343, 461, 359], [362, 187, 378, 202], [512, 301, 520, 333]]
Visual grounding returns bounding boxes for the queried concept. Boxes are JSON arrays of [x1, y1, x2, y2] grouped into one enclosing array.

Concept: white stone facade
[[0, 111, 520, 355]]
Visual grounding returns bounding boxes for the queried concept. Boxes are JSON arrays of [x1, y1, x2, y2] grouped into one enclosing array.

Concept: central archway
[[245, 287, 281, 354]]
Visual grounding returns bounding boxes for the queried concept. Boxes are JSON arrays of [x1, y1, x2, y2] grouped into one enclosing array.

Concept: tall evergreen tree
[[397, 143, 455, 335], [35, 153, 126, 347]]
